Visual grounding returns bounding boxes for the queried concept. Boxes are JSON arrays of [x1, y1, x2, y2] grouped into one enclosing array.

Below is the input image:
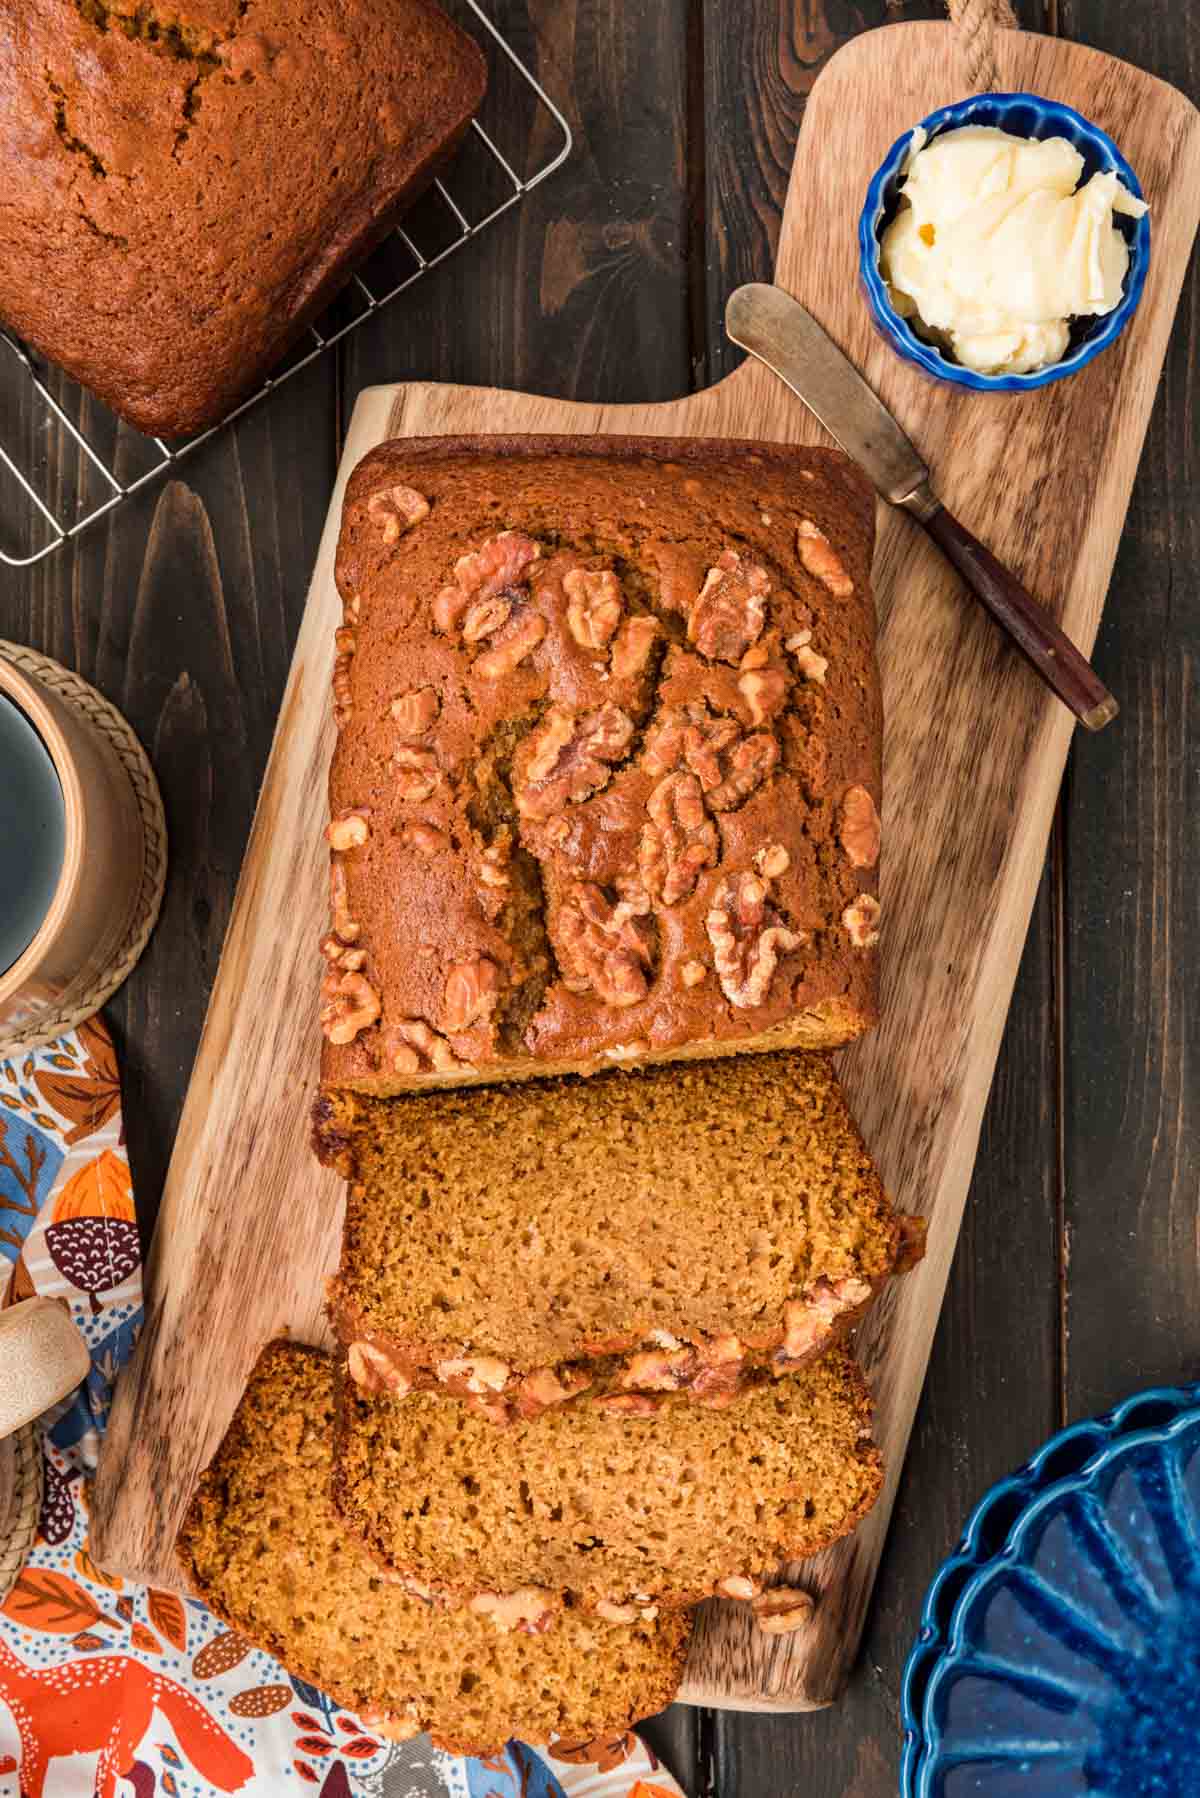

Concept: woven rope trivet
[[0, 642, 167, 1057], [947, 0, 1019, 93], [0, 1424, 42, 1605]]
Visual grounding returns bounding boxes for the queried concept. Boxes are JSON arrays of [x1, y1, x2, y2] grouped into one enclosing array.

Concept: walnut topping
[[357, 1705, 423, 1745], [755, 843, 790, 879], [786, 628, 828, 685], [679, 959, 707, 989], [462, 594, 513, 643], [706, 873, 804, 1009], [564, 567, 623, 650], [366, 484, 430, 544], [717, 1575, 761, 1602], [332, 623, 356, 730], [393, 745, 440, 803], [738, 667, 789, 726], [740, 642, 770, 671], [320, 970, 381, 1045], [689, 550, 769, 664], [593, 1393, 661, 1416], [437, 1354, 512, 1394], [839, 785, 880, 869], [392, 1018, 471, 1074], [644, 706, 737, 783], [326, 808, 370, 852], [515, 704, 634, 821], [797, 519, 853, 596], [753, 1587, 815, 1635], [475, 608, 548, 680], [435, 530, 542, 634], [707, 735, 780, 813], [319, 934, 366, 972], [443, 957, 502, 1034], [689, 1332, 747, 1405], [595, 1600, 640, 1625], [610, 614, 660, 679], [329, 859, 359, 944], [643, 705, 779, 813], [556, 882, 655, 1008], [469, 1588, 560, 1636], [776, 1276, 874, 1369], [348, 1340, 412, 1397], [391, 686, 440, 737], [621, 1348, 696, 1391], [516, 1365, 592, 1420], [842, 892, 881, 949], [401, 823, 448, 855], [639, 772, 719, 906]]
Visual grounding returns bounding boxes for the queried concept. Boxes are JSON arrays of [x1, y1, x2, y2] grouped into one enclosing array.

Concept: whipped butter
[[880, 124, 1147, 375]]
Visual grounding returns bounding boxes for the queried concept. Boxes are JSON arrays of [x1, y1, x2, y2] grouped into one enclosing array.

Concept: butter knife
[[726, 283, 1118, 731]]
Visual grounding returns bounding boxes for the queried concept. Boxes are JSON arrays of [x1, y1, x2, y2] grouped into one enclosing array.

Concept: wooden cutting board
[[91, 21, 1200, 1711]]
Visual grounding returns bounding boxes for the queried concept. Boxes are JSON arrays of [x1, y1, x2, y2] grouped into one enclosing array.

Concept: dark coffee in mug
[[0, 692, 65, 975]]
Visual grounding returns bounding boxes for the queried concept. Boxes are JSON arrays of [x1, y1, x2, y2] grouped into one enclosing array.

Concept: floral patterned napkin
[[0, 1021, 686, 1798]]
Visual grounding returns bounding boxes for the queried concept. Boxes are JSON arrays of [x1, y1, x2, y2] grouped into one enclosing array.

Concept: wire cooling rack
[[0, 0, 571, 568]]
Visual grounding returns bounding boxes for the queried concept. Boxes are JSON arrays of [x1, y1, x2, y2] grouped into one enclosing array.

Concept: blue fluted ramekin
[[900, 1382, 1200, 1798], [859, 93, 1150, 393]]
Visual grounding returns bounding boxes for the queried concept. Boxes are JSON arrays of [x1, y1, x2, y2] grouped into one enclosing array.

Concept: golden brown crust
[[0, 2, 486, 436], [322, 436, 881, 1093]]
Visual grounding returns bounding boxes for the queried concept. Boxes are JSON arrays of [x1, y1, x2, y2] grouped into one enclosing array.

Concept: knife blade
[[726, 283, 933, 513], [724, 283, 1118, 730]]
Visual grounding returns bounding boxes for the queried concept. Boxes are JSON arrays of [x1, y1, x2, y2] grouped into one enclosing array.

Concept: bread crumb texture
[[319, 1051, 917, 1408], [332, 1346, 882, 1609], [322, 436, 883, 1092], [0, 0, 486, 433], [178, 1343, 690, 1753]]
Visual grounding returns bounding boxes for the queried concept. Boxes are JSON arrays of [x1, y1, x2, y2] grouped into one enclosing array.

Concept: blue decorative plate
[[901, 1385, 1200, 1797], [858, 92, 1151, 392]]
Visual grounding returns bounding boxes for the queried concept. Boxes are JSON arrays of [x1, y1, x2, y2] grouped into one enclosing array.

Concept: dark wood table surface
[[3, 2, 1197, 1792]]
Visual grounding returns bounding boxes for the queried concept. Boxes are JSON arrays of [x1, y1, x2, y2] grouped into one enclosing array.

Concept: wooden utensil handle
[[0, 1298, 90, 1439], [923, 504, 1119, 731]]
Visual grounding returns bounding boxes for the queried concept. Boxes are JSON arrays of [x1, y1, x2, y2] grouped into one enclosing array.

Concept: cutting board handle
[[947, 0, 1019, 91]]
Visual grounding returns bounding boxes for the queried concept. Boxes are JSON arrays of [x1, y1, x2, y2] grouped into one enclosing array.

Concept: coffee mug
[[0, 1298, 90, 1539], [0, 655, 144, 1041]]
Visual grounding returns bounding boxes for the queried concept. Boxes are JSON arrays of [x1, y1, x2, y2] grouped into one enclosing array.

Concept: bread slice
[[178, 1343, 690, 1752], [317, 1052, 922, 1421], [333, 1347, 882, 1611]]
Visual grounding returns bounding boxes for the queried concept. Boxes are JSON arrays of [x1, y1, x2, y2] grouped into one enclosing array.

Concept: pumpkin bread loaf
[[316, 1052, 922, 1420], [332, 1347, 882, 1612], [321, 436, 882, 1093], [0, 0, 486, 435], [178, 1343, 690, 1752]]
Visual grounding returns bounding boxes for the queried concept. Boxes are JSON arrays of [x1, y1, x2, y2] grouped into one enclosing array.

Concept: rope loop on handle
[[947, 0, 1020, 94]]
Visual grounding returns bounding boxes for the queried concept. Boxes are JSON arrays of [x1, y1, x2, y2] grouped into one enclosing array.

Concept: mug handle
[[0, 1298, 91, 1439]]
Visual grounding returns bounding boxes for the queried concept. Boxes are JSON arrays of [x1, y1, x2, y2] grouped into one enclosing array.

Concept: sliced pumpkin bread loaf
[[178, 1343, 689, 1752], [332, 1346, 882, 1612], [316, 1051, 921, 1420]]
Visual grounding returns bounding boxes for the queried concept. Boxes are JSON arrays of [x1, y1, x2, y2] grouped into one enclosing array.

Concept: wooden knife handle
[[922, 503, 1119, 731]]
